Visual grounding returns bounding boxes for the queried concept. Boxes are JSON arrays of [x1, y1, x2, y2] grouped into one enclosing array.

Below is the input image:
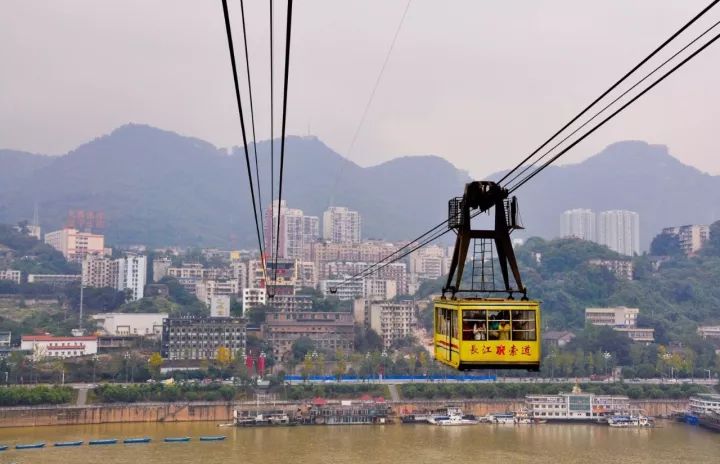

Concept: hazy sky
[[1, 0, 719, 179]]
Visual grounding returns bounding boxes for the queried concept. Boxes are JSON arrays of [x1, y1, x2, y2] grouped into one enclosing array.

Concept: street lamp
[[92, 354, 99, 384], [603, 352, 611, 377], [124, 352, 131, 383], [704, 369, 711, 382]]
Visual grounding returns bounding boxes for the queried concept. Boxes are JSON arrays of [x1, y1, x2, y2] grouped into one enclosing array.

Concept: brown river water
[[0, 421, 717, 464]]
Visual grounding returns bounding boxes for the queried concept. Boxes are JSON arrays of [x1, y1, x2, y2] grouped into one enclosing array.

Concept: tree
[[650, 232, 683, 256], [333, 350, 347, 381], [291, 337, 315, 362], [216, 346, 232, 368], [148, 352, 163, 379]]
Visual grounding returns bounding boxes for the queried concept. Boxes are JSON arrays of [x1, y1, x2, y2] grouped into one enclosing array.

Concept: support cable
[[221, 0, 267, 280], [272, 0, 294, 290], [497, 0, 719, 185]]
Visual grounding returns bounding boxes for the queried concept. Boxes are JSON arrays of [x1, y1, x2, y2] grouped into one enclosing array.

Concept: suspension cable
[[273, 0, 294, 290], [221, 0, 267, 280], [497, 0, 720, 185]]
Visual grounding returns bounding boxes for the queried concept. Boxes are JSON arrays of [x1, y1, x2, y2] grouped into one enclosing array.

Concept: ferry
[[677, 394, 720, 427], [607, 414, 653, 428], [429, 412, 479, 426], [525, 385, 630, 422], [234, 411, 295, 427], [493, 413, 516, 424], [698, 411, 720, 433]]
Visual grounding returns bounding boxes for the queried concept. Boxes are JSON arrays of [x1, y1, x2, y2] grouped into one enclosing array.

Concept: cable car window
[[436, 307, 457, 338], [511, 310, 537, 341], [488, 310, 511, 340], [462, 310, 487, 341]]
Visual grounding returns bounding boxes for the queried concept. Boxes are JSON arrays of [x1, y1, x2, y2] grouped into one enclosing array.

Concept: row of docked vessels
[[675, 394, 720, 432], [0, 436, 226, 451], [233, 399, 392, 427], [403, 407, 540, 426]]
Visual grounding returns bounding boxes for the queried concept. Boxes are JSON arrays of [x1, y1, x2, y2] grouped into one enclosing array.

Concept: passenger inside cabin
[[473, 323, 486, 340], [488, 315, 500, 340]]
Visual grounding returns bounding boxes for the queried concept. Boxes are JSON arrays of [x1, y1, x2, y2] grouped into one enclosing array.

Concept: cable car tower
[[443, 181, 525, 299]]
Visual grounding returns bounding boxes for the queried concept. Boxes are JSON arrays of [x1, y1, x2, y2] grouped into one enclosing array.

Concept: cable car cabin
[[434, 298, 540, 371]]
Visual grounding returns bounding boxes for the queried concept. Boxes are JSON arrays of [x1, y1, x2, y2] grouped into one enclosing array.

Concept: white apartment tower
[[264, 200, 313, 260], [560, 209, 596, 242], [598, 210, 640, 256], [117, 254, 147, 301], [323, 206, 361, 244]]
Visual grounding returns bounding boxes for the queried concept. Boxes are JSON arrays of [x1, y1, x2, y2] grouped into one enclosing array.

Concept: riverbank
[[0, 398, 688, 428]]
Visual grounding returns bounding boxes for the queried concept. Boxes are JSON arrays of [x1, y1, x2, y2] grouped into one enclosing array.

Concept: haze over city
[[2, 0, 720, 179]]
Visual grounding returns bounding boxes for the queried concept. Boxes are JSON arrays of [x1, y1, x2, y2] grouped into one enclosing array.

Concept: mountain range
[[0, 124, 717, 249]]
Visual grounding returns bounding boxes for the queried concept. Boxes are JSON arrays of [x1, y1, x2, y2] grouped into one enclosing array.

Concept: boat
[[525, 385, 631, 423], [698, 411, 720, 433], [0, 445, 7, 451], [607, 415, 653, 428], [493, 413, 516, 424], [15, 443, 45, 449], [199, 436, 226, 441], [89, 439, 118, 445], [234, 411, 296, 427], [433, 413, 480, 426], [54, 441, 83, 447], [514, 409, 534, 424], [164, 437, 191, 442], [123, 437, 151, 444], [400, 413, 433, 424]]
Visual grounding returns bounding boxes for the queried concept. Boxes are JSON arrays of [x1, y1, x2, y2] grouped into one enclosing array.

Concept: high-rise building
[[152, 257, 172, 282], [116, 254, 147, 301], [44, 228, 105, 263], [264, 200, 313, 260], [369, 301, 416, 349], [82, 255, 119, 288], [661, 224, 710, 256], [195, 279, 240, 307], [560, 209, 596, 241], [597, 210, 640, 256], [302, 215, 320, 244], [161, 316, 246, 360], [322, 206, 361, 244]]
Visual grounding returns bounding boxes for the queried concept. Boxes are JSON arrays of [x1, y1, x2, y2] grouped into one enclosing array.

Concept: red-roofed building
[[21, 335, 98, 359]]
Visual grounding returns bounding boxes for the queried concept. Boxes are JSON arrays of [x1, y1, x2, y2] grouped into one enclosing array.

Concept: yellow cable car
[[434, 181, 541, 371], [434, 298, 540, 370]]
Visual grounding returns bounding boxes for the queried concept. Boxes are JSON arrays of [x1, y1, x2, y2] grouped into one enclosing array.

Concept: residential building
[[319, 278, 364, 301], [597, 210, 640, 256], [117, 254, 147, 301], [369, 301, 416, 349], [152, 257, 172, 282], [661, 224, 710, 256], [262, 312, 354, 361], [44, 228, 105, 263], [614, 327, 655, 343], [0, 331, 11, 347], [264, 200, 313, 260], [588, 259, 634, 280], [697, 326, 720, 339], [21, 335, 98, 360], [0, 269, 21, 284], [585, 307, 639, 327], [560, 209, 596, 242], [364, 279, 397, 302], [230, 261, 247, 288], [543, 331, 576, 348], [243, 287, 267, 314], [195, 279, 240, 307], [269, 294, 313, 312], [82, 255, 119, 288], [303, 215, 320, 244], [27, 274, 81, 287], [409, 244, 450, 280], [92, 312, 167, 338], [322, 206, 361, 244], [161, 317, 246, 361], [210, 295, 231, 318]]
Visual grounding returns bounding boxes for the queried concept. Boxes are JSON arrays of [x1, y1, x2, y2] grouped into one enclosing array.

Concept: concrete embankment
[[0, 399, 688, 428]]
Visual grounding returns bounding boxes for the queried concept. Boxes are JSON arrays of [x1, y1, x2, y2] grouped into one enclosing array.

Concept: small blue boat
[[89, 439, 118, 445], [16, 443, 45, 449], [0, 445, 7, 451], [54, 440, 83, 447], [164, 437, 191, 442], [199, 435, 226, 441], [124, 437, 151, 444]]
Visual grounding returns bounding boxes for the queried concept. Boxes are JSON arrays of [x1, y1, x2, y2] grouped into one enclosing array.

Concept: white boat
[[607, 415, 653, 428], [494, 413, 515, 424], [433, 413, 480, 426]]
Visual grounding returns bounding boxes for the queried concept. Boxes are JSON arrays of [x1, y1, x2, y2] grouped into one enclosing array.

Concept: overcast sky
[[1, 0, 719, 179]]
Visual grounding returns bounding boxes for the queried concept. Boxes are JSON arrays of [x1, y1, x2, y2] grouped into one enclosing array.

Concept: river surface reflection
[[0, 420, 717, 463]]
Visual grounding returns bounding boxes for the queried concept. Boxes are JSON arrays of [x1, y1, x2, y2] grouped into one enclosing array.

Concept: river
[[0, 421, 717, 463]]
